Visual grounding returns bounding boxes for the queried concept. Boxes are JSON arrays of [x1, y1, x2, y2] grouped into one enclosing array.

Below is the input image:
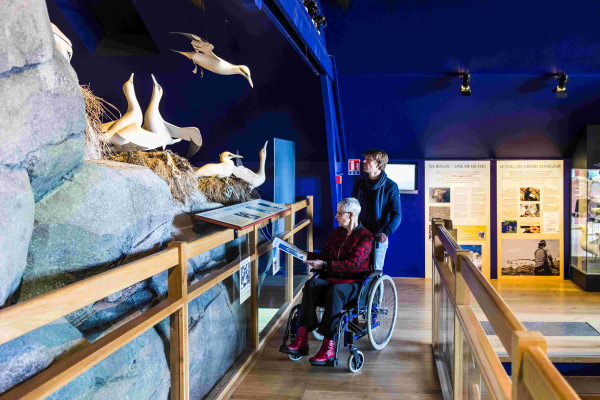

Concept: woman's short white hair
[[338, 197, 361, 218]]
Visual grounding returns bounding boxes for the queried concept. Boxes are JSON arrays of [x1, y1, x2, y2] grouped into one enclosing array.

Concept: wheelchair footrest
[[279, 345, 309, 357], [310, 358, 339, 367]]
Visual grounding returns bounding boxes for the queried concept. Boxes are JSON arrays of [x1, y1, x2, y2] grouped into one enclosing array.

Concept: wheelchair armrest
[[367, 270, 383, 279]]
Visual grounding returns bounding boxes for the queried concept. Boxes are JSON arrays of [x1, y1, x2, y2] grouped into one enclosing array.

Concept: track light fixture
[[314, 14, 327, 29], [460, 72, 471, 97], [552, 72, 568, 98]]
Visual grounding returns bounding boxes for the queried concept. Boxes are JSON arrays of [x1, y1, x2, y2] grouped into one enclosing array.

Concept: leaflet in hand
[[273, 237, 307, 261]]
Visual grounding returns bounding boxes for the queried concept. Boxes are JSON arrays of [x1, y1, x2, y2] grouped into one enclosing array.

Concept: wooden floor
[[229, 278, 442, 400], [472, 278, 600, 362], [228, 277, 600, 399]]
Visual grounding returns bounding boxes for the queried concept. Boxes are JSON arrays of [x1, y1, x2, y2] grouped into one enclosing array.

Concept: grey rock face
[[22, 160, 174, 300], [0, 0, 54, 75], [45, 328, 170, 400], [0, 318, 86, 395], [0, 168, 35, 305], [189, 290, 239, 399], [0, 51, 86, 202]]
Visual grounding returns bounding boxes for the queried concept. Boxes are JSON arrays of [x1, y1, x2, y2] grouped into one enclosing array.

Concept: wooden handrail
[[432, 221, 581, 400], [0, 247, 179, 346], [522, 347, 580, 400], [1, 298, 183, 400], [0, 197, 314, 400]]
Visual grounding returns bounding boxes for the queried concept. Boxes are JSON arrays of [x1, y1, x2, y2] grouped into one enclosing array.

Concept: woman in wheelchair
[[279, 197, 373, 366]]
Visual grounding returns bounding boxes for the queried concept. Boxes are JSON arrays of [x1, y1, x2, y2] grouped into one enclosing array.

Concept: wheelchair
[[280, 244, 398, 372]]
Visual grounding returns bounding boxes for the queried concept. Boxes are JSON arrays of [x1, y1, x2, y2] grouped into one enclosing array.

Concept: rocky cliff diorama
[[0, 2, 269, 398]]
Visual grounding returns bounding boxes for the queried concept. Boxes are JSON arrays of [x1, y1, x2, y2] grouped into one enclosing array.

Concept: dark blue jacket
[[351, 171, 402, 237]]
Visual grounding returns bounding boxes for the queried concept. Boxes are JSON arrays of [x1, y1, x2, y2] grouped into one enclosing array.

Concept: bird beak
[[232, 155, 243, 159], [151, 74, 157, 85], [247, 76, 254, 88], [263, 141, 268, 150], [129, 73, 134, 82]]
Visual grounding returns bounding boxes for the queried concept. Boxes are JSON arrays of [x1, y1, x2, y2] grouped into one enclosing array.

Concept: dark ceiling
[[321, 0, 600, 159]]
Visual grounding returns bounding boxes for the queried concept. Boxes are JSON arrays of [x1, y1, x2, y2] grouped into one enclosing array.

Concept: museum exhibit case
[[570, 125, 600, 291]]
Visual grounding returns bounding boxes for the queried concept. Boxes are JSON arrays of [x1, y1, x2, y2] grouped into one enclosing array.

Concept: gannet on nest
[[143, 74, 203, 158], [196, 152, 243, 178], [233, 141, 268, 187], [101, 74, 166, 152], [170, 32, 253, 87]]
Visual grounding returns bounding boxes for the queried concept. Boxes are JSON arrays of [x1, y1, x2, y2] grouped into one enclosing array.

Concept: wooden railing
[[0, 196, 314, 400], [431, 218, 580, 400]]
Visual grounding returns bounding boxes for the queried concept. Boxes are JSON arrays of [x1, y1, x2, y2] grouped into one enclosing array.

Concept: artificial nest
[[109, 150, 199, 204], [197, 176, 260, 206], [108, 150, 259, 205], [80, 84, 119, 160]]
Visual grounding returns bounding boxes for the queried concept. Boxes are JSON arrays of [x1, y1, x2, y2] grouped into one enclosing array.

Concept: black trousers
[[298, 277, 361, 340]]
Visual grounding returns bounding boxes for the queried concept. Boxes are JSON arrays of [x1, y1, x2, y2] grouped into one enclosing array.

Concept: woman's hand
[[305, 259, 324, 269]]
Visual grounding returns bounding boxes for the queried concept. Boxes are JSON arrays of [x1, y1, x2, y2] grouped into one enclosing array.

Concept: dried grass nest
[[108, 150, 259, 205], [80, 84, 118, 160]]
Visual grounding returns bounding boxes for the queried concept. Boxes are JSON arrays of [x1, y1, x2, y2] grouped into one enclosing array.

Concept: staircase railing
[[431, 218, 580, 400]]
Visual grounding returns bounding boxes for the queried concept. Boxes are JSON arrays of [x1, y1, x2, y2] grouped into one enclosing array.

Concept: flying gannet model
[[170, 32, 253, 87], [196, 152, 243, 178], [142, 74, 203, 158], [233, 141, 268, 187]]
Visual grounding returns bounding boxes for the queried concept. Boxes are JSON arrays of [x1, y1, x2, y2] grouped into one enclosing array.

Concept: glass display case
[[570, 169, 600, 275]]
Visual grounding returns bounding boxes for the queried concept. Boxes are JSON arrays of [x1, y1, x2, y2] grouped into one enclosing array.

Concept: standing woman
[[279, 198, 373, 366]]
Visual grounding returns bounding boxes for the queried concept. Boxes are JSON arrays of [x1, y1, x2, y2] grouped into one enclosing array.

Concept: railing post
[[249, 226, 259, 348], [431, 218, 444, 354], [306, 196, 314, 275], [167, 242, 189, 400], [511, 331, 546, 400], [453, 250, 471, 400], [285, 204, 296, 303]]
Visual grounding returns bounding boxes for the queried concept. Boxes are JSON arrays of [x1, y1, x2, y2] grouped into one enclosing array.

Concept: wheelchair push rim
[[367, 275, 398, 350]]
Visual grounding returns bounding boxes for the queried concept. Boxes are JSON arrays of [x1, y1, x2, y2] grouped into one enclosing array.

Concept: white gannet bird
[[196, 152, 243, 178], [101, 74, 167, 152], [233, 141, 268, 187], [51, 23, 73, 62], [170, 32, 253, 88], [142, 74, 203, 158], [574, 226, 600, 262]]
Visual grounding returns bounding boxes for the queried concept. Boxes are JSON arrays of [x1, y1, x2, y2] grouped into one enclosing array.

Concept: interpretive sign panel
[[239, 257, 251, 304], [195, 199, 289, 230], [425, 161, 491, 279], [496, 160, 563, 278]]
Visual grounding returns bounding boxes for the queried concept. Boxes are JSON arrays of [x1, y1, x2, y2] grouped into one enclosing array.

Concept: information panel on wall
[[496, 160, 564, 279], [425, 161, 491, 279]]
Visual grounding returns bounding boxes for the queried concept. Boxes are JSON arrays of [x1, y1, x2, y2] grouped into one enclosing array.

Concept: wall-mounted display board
[[496, 160, 564, 279], [425, 161, 491, 279]]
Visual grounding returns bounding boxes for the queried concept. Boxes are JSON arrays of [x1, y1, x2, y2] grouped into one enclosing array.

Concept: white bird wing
[[116, 124, 168, 150], [171, 32, 217, 59], [164, 122, 202, 159], [164, 122, 202, 146]]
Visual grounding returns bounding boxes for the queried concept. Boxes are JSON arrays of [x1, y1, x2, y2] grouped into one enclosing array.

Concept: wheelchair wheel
[[367, 275, 397, 350], [348, 350, 365, 373], [285, 305, 303, 361], [312, 307, 324, 340]]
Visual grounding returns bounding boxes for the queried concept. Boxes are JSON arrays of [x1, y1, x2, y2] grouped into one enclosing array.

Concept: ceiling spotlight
[[305, 1, 320, 18], [314, 14, 327, 29], [552, 72, 568, 98], [460, 72, 471, 96]]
